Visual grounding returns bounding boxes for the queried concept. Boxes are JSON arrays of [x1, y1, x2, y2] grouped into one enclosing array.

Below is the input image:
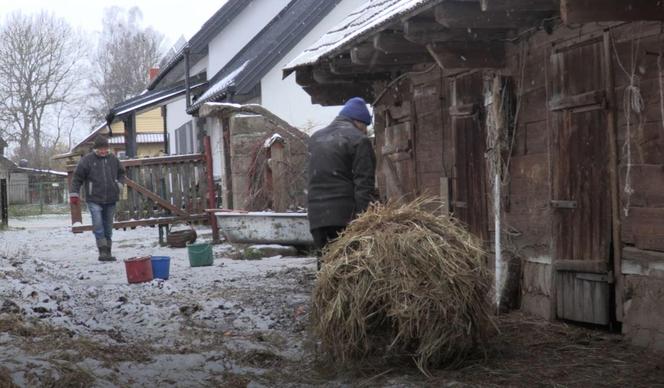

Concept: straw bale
[[311, 198, 495, 373]]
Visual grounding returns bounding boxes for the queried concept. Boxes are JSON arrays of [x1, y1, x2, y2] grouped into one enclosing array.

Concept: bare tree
[[88, 6, 165, 121], [0, 11, 84, 165]]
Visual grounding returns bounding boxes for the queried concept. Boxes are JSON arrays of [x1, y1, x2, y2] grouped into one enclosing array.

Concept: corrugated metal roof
[[188, 0, 342, 113], [108, 133, 166, 145], [147, 0, 251, 90], [283, 0, 440, 75]]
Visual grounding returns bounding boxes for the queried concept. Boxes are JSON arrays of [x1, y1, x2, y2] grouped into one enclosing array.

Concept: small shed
[[284, 0, 664, 350], [9, 166, 67, 205]]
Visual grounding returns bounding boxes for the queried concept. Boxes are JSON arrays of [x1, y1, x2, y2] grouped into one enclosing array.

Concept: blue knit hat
[[339, 97, 372, 125]]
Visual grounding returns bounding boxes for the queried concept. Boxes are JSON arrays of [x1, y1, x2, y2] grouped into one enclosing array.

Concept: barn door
[[380, 122, 417, 200], [550, 38, 612, 325], [450, 72, 488, 241]]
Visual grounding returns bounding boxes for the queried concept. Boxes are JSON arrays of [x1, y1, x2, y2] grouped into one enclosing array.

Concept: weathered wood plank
[[622, 207, 664, 251], [561, 0, 664, 24], [427, 41, 506, 69], [620, 164, 664, 208], [72, 214, 208, 233]]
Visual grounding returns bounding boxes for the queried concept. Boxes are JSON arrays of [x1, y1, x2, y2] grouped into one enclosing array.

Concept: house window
[[175, 122, 195, 154]]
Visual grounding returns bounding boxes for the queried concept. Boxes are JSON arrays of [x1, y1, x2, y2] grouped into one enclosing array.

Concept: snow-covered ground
[[0, 214, 319, 387], [2, 215, 661, 388]]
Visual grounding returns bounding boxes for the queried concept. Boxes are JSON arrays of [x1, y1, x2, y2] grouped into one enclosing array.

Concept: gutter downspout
[[184, 45, 191, 110]]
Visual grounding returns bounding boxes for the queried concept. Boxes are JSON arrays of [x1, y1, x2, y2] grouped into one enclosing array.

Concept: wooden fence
[[68, 153, 216, 239]]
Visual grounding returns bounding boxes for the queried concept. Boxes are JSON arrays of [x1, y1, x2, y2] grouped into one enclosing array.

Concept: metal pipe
[[184, 45, 191, 110], [204, 135, 220, 243]]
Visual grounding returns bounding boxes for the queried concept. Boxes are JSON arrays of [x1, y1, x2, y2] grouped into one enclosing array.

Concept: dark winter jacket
[[307, 116, 377, 230], [70, 152, 126, 204]]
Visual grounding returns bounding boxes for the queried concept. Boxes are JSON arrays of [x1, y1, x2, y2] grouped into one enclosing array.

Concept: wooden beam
[[304, 83, 375, 106], [72, 214, 208, 233], [313, 65, 392, 84], [435, 2, 549, 29], [403, 18, 508, 43], [295, 67, 316, 87], [427, 41, 506, 69], [480, 0, 559, 12], [125, 177, 188, 217], [373, 31, 426, 54], [329, 56, 411, 75], [351, 44, 432, 66], [561, 0, 664, 23]]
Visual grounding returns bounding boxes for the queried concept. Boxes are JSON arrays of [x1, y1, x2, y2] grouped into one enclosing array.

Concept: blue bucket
[[151, 256, 171, 280]]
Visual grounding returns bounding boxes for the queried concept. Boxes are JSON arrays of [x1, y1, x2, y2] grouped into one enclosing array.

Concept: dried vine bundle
[[312, 198, 495, 373]]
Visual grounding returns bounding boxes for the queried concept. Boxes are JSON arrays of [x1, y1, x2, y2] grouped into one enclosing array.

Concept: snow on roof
[[12, 166, 67, 177], [194, 60, 250, 106], [283, 0, 439, 75]]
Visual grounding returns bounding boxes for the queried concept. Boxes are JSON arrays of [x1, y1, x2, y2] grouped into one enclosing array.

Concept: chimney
[[149, 67, 160, 81]]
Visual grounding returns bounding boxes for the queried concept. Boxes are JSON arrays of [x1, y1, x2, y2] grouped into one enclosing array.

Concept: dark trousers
[[311, 226, 345, 270], [311, 225, 345, 251]]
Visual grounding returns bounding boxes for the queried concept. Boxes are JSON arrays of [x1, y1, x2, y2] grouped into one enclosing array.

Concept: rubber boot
[[105, 240, 117, 262], [97, 238, 116, 262], [96, 238, 108, 261]]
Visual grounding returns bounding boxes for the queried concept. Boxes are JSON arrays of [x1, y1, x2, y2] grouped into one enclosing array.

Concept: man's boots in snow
[[106, 239, 117, 261], [96, 238, 116, 262]]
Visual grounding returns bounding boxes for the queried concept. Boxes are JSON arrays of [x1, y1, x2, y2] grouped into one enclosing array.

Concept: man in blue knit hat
[[307, 97, 377, 267]]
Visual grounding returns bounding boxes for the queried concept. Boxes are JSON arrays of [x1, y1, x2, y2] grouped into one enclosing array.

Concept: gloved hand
[[69, 196, 80, 206]]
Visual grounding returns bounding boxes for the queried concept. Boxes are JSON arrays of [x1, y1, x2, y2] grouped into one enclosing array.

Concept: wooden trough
[[214, 211, 313, 246]]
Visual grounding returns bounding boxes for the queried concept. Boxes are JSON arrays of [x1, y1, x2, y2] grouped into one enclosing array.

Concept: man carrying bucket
[[69, 135, 126, 262], [307, 97, 377, 267]]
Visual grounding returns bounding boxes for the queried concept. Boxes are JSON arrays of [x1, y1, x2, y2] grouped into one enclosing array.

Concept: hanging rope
[[611, 27, 644, 217]]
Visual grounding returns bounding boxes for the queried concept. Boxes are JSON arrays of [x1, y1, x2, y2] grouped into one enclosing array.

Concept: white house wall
[[208, 0, 290, 77], [166, 98, 190, 153], [260, 0, 366, 133], [190, 56, 208, 79]]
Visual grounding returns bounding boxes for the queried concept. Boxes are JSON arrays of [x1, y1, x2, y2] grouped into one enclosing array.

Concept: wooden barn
[[284, 0, 664, 349]]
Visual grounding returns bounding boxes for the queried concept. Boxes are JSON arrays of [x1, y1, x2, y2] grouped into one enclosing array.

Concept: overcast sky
[[0, 0, 227, 48]]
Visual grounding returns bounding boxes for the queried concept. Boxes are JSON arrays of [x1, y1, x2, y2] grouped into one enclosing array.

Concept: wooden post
[[204, 135, 220, 243], [67, 169, 82, 229], [603, 30, 623, 322], [270, 140, 288, 212], [1, 178, 8, 228]]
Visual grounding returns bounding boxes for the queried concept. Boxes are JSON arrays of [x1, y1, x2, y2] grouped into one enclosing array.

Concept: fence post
[[204, 135, 220, 243], [38, 182, 44, 214]]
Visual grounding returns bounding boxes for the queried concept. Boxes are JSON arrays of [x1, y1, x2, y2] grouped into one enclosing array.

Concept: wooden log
[[373, 31, 426, 54], [561, 0, 664, 24], [427, 41, 506, 69], [480, 0, 559, 12], [329, 57, 405, 75], [435, 2, 548, 29], [350, 43, 432, 66], [403, 18, 508, 44]]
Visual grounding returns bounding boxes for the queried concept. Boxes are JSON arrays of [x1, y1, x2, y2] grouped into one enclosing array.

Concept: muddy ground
[[0, 214, 662, 387]]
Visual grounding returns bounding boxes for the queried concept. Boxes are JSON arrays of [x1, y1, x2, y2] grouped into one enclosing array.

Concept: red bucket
[[124, 256, 153, 284]]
